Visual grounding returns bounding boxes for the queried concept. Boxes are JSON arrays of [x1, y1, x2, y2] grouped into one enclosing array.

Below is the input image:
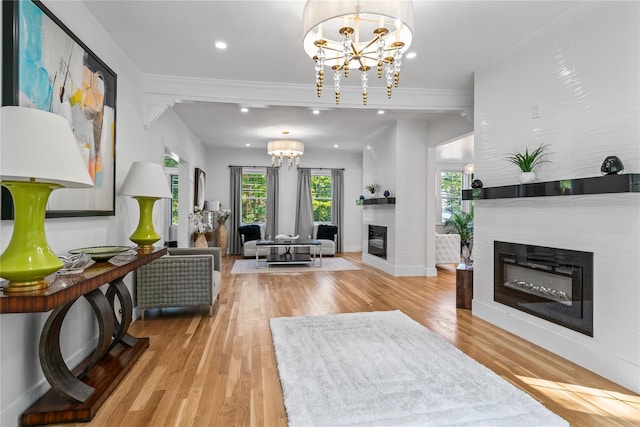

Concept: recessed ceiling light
[[405, 52, 417, 59], [312, 110, 320, 115], [240, 107, 249, 113], [245, 143, 251, 147], [378, 110, 385, 115], [214, 41, 227, 50], [333, 144, 339, 148]]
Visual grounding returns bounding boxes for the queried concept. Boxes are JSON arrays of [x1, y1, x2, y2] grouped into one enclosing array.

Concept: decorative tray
[[68, 246, 133, 261]]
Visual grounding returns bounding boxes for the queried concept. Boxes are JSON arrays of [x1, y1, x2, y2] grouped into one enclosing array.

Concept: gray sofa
[[240, 223, 270, 258], [136, 247, 222, 319], [313, 224, 338, 256]]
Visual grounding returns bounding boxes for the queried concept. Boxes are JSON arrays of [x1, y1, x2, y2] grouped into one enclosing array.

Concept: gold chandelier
[[268, 131, 304, 169], [303, 0, 414, 105]]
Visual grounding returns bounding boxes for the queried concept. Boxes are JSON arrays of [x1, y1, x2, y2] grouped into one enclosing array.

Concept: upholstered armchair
[[313, 224, 338, 256], [239, 224, 269, 258], [136, 247, 222, 319]]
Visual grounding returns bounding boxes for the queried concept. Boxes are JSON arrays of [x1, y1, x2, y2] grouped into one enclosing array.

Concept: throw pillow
[[239, 224, 261, 242], [317, 224, 337, 240]]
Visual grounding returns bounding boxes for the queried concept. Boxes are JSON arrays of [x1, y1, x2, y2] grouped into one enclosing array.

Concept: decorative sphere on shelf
[[359, 195, 365, 200], [383, 190, 390, 197], [600, 156, 624, 175], [471, 179, 484, 188]]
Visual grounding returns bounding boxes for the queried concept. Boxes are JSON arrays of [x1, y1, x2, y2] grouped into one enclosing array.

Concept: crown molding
[[142, 74, 473, 127]]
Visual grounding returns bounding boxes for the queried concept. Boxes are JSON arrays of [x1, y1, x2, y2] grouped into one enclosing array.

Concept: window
[[440, 171, 462, 222], [241, 171, 267, 223], [170, 174, 179, 225], [311, 173, 332, 222], [164, 155, 179, 226]]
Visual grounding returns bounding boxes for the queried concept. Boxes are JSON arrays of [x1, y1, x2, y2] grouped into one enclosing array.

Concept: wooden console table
[[456, 263, 473, 309], [0, 247, 167, 426]]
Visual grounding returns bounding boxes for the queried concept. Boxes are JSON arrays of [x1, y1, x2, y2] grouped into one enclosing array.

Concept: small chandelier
[[303, 0, 414, 105], [268, 131, 304, 169]]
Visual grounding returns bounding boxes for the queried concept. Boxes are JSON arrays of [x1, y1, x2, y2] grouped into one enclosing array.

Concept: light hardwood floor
[[65, 253, 639, 427]]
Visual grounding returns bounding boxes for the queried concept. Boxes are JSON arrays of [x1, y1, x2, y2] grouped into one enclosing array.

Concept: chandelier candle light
[[268, 131, 304, 169], [303, 0, 414, 105]]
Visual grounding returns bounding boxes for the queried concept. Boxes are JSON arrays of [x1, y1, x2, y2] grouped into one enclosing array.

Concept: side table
[[456, 263, 473, 309], [0, 247, 166, 426]]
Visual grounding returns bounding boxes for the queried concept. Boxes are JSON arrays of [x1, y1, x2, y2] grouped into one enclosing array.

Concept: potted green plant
[[444, 210, 474, 265], [506, 143, 551, 184], [444, 210, 473, 247], [365, 183, 380, 197]]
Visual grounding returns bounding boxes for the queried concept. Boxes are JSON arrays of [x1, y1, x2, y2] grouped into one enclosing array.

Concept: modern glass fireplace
[[494, 241, 593, 336], [368, 225, 387, 259]]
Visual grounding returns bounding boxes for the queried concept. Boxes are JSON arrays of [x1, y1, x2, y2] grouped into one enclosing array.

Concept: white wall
[[361, 116, 473, 277], [0, 2, 207, 424], [203, 146, 363, 252], [146, 108, 208, 248], [396, 120, 429, 275], [473, 1, 640, 393], [362, 123, 398, 272]]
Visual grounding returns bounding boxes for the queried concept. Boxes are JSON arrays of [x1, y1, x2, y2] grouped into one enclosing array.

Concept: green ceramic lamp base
[[129, 196, 162, 250], [0, 181, 64, 292]]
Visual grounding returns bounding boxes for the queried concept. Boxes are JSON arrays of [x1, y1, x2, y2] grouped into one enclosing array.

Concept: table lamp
[[0, 106, 94, 293], [119, 161, 172, 252]]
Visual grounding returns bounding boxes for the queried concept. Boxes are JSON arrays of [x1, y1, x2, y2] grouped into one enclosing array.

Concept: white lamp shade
[[0, 106, 94, 188], [303, 0, 414, 63], [267, 139, 304, 156], [119, 161, 172, 198]]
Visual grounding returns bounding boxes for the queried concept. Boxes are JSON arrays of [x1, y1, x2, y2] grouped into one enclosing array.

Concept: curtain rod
[[298, 167, 345, 171], [228, 165, 345, 171]]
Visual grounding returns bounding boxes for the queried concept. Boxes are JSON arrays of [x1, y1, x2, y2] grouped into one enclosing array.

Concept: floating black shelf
[[462, 174, 640, 200], [362, 197, 396, 205]]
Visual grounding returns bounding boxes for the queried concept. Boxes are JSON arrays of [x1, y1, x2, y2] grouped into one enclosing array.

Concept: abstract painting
[[2, 0, 117, 218]]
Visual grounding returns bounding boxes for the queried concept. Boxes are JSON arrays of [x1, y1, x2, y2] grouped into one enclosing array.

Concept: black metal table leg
[[106, 278, 137, 349]]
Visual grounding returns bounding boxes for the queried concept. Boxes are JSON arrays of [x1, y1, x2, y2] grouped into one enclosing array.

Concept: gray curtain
[[266, 167, 279, 239], [295, 168, 314, 240], [331, 169, 344, 253], [229, 166, 243, 255]]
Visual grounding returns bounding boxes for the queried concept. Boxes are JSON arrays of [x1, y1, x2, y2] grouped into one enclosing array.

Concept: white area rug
[[270, 310, 568, 427], [230, 257, 360, 274]]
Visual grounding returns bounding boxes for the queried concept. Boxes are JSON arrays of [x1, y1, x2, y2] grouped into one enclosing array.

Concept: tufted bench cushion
[[435, 233, 461, 265]]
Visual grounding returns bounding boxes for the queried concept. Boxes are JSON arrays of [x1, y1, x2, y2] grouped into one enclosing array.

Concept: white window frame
[[241, 167, 267, 225], [310, 170, 332, 224], [436, 165, 471, 224]]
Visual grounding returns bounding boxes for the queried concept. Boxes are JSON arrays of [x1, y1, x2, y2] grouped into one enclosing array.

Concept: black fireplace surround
[[494, 241, 593, 336]]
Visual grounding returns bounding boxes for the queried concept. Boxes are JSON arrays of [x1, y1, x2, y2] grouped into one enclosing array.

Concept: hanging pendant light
[[303, 0, 414, 105], [267, 131, 304, 169]]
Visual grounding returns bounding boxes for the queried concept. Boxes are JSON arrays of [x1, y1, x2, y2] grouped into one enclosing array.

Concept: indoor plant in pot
[[506, 143, 551, 184], [444, 210, 474, 266], [365, 183, 380, 198]]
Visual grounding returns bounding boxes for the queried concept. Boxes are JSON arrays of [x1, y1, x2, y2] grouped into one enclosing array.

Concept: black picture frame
[[194, 168, 206, 211], [2, 0, 117, 219]]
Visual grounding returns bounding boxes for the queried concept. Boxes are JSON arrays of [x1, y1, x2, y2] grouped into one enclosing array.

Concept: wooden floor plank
[[57, 253, 639, 427]]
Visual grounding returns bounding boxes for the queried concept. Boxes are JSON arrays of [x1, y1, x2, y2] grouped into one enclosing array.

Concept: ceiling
[[82, 0, 580, 160]]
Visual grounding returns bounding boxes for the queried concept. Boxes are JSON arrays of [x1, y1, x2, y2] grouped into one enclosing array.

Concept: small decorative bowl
[[57, 253, 94, 275]]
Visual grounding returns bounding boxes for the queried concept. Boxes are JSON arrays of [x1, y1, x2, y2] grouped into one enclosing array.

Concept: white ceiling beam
[[142, 74, 473, 114]]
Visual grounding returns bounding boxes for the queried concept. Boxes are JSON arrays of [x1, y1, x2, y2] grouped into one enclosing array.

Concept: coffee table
[[255, 239, 322, 268]]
